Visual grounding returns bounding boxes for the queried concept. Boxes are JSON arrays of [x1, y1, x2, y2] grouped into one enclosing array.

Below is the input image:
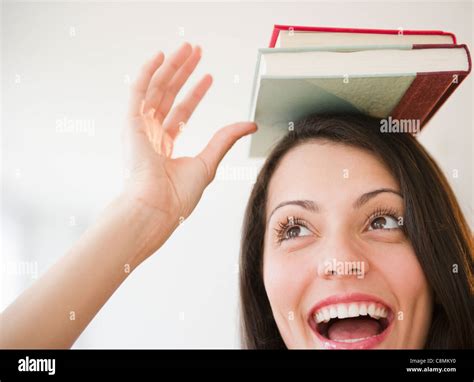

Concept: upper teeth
[[313, 302, 388, 324]]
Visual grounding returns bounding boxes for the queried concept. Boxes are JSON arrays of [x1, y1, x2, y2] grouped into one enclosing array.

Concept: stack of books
[[248, 25, 472, 157]]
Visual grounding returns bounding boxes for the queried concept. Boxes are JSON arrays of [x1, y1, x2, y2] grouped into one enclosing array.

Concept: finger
[[128, 51, 165, 117], [197, 122, 258, 183], [154, 45, 202, 123], [163, 74, 213, 141], [145, 42, 193, 112]]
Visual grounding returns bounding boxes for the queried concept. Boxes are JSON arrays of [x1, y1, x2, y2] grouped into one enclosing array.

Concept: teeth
[[316, 312, 323, 323], [367, 303, 376, 317], [313, 302, 390, 324], [337, 304, 348, 319], [347, 303, 359, 318], [322, 308, 331, 322], [374, 307, 382, 319], [333, 334, 378, 343]]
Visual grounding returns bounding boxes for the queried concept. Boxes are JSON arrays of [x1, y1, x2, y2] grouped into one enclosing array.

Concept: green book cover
[[249, 75, 416, 157], [248, 46, 419, 157]]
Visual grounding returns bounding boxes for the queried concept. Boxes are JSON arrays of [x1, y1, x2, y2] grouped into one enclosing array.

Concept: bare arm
[[0, 195, 176, 348], [0, 42, 257, 348]]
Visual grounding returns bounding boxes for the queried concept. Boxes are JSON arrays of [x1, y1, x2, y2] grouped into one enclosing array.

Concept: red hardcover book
[[269, 24, 457, 48], [256, 26, 469, 142], [248, 27, 471, 156], [268, 25, 470, 127]]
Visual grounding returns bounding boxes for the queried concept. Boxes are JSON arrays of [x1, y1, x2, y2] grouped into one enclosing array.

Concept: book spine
[[390, 72, 468, 129], [389, 44, 470, 129], [420, 72, 469, 126]]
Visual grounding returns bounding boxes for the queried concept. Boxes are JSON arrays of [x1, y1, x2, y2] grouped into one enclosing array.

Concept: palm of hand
[[124, 43, 256, 221]]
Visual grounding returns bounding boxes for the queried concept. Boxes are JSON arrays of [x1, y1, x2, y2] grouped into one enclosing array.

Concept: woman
[[1, 42, 472, 349], [240, 113, 473, 349]]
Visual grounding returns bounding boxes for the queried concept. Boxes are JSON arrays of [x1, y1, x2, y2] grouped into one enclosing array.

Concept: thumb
[[197, 122, 257, 182]]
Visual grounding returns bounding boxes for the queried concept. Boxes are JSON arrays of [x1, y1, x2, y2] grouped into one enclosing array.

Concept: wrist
[[106, 193, 180, 269]]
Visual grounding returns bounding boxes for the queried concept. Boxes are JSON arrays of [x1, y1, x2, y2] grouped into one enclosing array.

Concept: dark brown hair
[[239, 113, 474, 349]]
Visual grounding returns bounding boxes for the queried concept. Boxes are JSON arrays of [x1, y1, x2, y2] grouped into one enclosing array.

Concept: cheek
[[370, 243, 433, 343], [372, 243, 431, 302], [263, 248, 315, 340], [263, 256, 298, 312]]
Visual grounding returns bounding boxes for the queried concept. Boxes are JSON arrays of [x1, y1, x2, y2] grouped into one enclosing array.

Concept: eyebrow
[[352, 188, 403, 209], [267, 188, 403, 224]]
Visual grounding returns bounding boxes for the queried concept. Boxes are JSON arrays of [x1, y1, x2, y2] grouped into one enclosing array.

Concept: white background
[[1, 0, 472, 348]]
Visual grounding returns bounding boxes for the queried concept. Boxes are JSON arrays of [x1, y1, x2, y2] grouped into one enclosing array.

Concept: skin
[[263, 141, 434, 349], [0, 42, 257, 348]]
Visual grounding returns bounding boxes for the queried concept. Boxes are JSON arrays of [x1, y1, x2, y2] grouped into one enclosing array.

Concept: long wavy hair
[[239, 113, 474, 349]]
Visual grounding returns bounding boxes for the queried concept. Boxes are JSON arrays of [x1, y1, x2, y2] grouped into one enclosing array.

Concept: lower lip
[[309, 316, 394, 350]]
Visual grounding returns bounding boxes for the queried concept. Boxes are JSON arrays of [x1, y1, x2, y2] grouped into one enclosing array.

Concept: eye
[[284, 225, 312, 240], [275, 217, 313, 243], [368, 215, 400, 231]]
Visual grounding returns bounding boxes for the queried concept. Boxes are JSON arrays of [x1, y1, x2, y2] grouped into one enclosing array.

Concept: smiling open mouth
[[308, 298, 394, 348]]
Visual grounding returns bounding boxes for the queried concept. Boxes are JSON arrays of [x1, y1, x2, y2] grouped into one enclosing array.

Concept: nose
[[316, 233, 370, 280]]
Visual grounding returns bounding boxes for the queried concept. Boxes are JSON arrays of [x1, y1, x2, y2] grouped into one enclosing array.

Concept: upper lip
[[307, 292, 394, 320]]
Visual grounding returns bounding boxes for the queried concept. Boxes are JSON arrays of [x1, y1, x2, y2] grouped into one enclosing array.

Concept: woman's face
[[263, 141, 433, 349]]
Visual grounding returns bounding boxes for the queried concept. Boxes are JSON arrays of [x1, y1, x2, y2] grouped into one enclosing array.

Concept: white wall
[[1, 0, 472, 348]]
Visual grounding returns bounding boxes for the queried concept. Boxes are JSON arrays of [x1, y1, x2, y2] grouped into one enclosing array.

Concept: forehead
[[266, 141, 399, 211]]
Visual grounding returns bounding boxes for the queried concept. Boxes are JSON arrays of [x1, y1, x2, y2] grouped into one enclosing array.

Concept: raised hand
[[124, 42, 257, 222]]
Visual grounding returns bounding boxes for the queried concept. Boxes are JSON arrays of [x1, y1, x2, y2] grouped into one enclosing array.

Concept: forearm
[[0, 194, 178, 349]]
